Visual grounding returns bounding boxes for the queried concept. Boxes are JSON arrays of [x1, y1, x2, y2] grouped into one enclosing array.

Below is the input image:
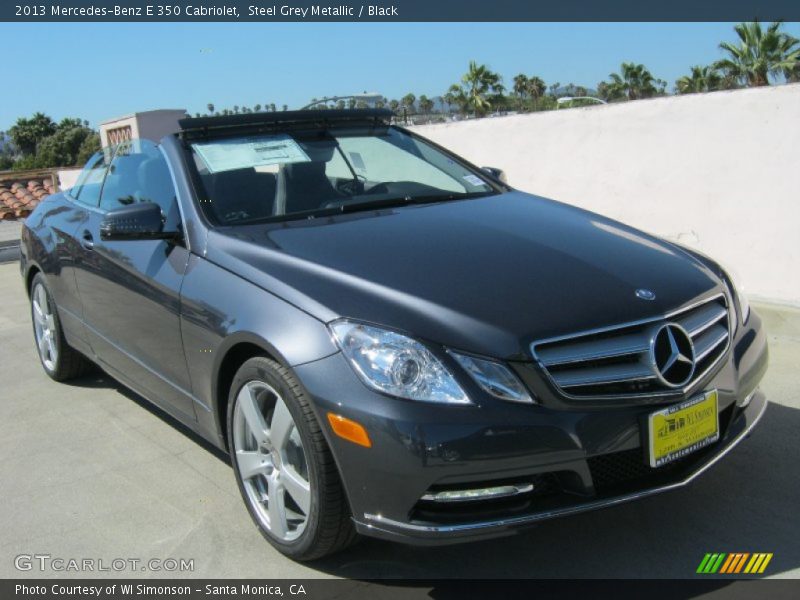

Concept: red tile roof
[[0, 177, 54, 220]]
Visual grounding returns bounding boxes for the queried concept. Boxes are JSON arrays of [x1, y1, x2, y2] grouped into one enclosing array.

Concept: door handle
[[80, 230, 94, 250]]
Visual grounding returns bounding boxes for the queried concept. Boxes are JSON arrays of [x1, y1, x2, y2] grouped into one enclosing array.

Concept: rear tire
[[227, 356, 358, 561], [30, 273, 93, 381]]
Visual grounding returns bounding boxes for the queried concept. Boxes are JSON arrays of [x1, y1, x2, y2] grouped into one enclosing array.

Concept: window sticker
[[193, 134, 311, 173], [463, 174, 488, 187], [349, 152, 366, 171]]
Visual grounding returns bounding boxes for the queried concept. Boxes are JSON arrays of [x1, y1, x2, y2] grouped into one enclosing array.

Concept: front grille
[[588, 402, 734, 493], [588, 448, 687, 492], [531, 294, 730, 400]]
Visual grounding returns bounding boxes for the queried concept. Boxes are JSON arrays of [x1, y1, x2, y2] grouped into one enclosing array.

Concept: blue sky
[[2, 21, 800, 130]]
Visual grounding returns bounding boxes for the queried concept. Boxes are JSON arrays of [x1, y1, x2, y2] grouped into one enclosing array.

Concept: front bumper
[[294, 311, 769, 545]]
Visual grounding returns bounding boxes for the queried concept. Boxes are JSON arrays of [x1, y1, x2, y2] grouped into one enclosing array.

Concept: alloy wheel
[[232, 380, 311, 542], [32, 282, 58, 371]]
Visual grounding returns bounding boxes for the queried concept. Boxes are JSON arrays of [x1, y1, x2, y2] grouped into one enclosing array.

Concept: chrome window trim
[[159, 144, 191, 254], [529, 292, 732, 402], [66, 147, 118, 210]]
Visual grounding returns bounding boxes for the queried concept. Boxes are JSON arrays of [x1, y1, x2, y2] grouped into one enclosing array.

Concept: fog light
[[421, 483, 533, 503], [737, 389, 757, 408]]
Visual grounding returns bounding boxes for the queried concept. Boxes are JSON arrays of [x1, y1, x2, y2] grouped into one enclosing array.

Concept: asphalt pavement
[[0, 261, 798, 579]]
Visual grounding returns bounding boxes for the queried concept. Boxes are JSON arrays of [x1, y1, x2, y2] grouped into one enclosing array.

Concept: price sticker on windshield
[[193, 135, 311, 173]]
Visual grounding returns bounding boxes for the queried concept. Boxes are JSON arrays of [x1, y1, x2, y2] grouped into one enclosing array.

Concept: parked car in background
[[20, 109, 768, 560]]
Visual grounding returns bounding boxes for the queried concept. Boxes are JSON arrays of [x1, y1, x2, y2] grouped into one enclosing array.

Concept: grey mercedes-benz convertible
[[20, 109, 768, 560]]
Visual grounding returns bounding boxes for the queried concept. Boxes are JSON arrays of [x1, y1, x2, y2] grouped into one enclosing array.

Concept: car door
[[37, 150, 112, 358], [73, 139, 195, 420]]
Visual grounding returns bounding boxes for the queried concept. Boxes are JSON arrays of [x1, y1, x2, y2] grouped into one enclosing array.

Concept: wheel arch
[[212, 332, 289, 450], [24, 263, 42, 297]]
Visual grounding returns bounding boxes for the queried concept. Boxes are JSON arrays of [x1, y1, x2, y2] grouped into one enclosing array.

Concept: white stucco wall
[[56, 168, 82, 192], [413, 84, 800, 305]]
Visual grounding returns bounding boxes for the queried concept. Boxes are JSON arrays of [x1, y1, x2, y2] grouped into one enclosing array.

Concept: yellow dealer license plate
[[648, 390, 719, 468]]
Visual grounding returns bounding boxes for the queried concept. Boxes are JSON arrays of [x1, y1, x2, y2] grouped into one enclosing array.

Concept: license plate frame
[[647, 390, 719, 468]]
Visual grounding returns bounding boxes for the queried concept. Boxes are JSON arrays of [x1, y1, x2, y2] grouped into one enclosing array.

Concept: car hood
[[206, 192, 723, 360]]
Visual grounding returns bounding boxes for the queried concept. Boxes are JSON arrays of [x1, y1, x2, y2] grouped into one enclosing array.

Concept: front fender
[[179, 253, 339, 443]]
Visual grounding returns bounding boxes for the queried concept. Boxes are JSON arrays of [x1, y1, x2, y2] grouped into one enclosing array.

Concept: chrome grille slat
[[531, 294, 731, 400], [554, 363, 655, 388], [692, 324, 729, 362], [677, 303, 728, 337], [537, 333, 649, 366]]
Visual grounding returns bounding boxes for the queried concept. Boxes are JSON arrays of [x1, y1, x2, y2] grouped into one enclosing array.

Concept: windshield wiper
[[339, 191, 491, 214], [225, 191, 494, 226]]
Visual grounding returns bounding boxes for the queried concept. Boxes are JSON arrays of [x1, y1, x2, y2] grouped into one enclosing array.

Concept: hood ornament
[[636, 288, 656, 301]]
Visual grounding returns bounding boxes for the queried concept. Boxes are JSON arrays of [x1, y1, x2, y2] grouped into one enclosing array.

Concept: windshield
[[188, 126, 499, 225]]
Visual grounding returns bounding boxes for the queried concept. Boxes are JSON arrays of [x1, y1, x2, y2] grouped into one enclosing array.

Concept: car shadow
[[64, 369, 230, 465], [64, 369, 799, 579]]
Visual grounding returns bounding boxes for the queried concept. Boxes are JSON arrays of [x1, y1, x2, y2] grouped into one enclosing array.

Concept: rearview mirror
[[481, 166, 508, 185], [100, 202, 179, 241]]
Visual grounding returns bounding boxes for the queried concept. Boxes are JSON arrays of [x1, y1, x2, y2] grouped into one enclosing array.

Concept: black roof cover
[[179, 108, 393, 137]]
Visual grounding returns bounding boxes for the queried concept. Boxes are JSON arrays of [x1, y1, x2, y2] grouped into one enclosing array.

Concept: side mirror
[[481, 166, 508, 185], [100, 202, 179, 241]]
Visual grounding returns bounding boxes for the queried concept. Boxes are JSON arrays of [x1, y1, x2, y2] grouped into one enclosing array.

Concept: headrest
[[297, 139, 336, 163], [137, 158, 173, 194]]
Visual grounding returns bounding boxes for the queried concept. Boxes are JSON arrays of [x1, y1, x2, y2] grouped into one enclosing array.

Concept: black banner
[[3, 0, 800, 22], [4, 580, 800, 600]]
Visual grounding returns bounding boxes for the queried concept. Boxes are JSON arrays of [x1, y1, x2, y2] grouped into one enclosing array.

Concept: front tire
[[227, 356, 357, 560], [30, 273, 92, 381]]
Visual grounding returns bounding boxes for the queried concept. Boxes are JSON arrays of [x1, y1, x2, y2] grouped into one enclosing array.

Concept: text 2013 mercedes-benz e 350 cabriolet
[[20, 109, 768, 560]]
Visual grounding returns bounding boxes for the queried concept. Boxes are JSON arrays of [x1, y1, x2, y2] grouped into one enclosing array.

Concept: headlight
[[330, 320, 470, 405], [720, 264, 751, 325], [449, 351, 535, 404]]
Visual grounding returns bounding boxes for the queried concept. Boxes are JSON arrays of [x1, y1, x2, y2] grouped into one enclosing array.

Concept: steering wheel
[[336, 176, 366, 196]]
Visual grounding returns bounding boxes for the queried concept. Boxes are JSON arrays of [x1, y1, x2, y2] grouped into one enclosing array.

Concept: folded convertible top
[[179, 108, 393, 139]]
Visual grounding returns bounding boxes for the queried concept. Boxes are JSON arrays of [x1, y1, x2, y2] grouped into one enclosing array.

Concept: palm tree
[[389, 99, 400, 112], [418, 95, 434, 114], [401, 93, 416, 113], [207, 103, 215, 114], [675, 66, 722, 94], [715, 21, 800, 87], [441, 92, 455, 114], [596, 81, 610, 101], [606, 63, 659, 100], [450, 61, 504, 117], [254, 104, 262, 112], [526, 76, 546, 109], [513, 74, 529, 109]]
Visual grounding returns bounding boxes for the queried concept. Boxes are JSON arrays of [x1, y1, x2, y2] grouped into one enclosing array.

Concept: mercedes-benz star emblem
[[650, 323, 696, 387], [636, 288, 656, 301]]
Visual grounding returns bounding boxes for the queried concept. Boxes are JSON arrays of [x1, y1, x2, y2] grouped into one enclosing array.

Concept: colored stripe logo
[[697, 553, 773, 574]]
